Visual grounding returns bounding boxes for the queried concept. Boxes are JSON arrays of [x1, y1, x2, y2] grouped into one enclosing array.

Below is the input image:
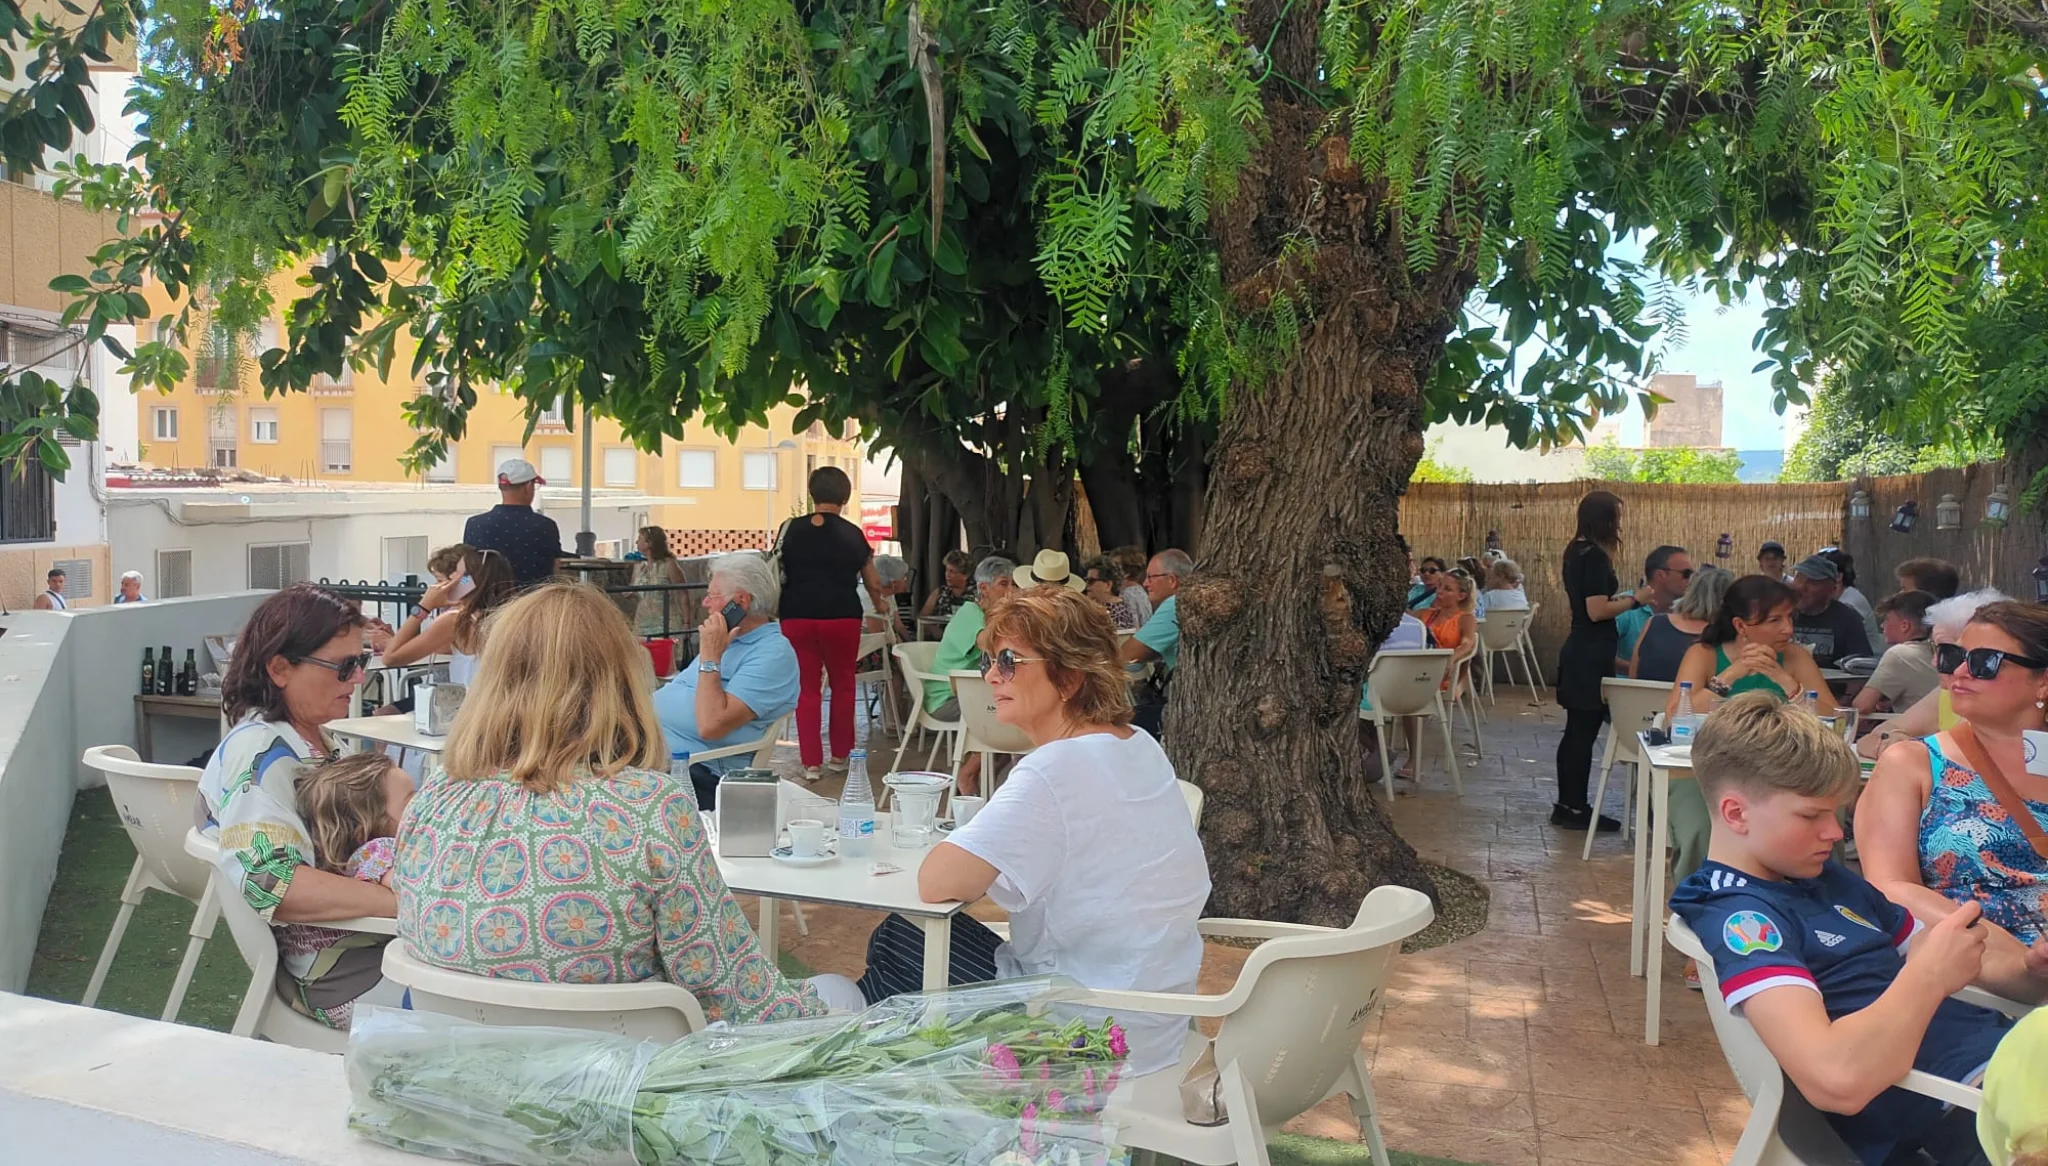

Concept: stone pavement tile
[[1378, 994, 1471, 1042], [1700, 1086, 1754, 1159], [1638, 1038, 1742, 1093], [1516, 996, 1619, 1035], [1525, 1027, 1706, 1108], [1374, 1025, 1531, 1091], [1467, 959, 1548, 1002], [1375, 1077, 1537, 1135], [1437, 930, 1603, 970], [1533, 1093, 1722, 1166]]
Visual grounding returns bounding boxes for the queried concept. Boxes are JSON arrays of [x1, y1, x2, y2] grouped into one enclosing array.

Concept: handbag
[[763, 516, 796, 582], [1950, 723, 2048, 861]]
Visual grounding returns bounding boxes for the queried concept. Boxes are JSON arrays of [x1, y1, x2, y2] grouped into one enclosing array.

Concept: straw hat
[[1013, 549, 1086, 592]]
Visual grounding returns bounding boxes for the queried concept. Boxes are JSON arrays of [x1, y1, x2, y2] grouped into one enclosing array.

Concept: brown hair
[[981, 586, 1133, 728], [1896, 556, 1961, 601], [441, 583, 669, 793], [1969, 601, 2048, 664], [428, 543, 472, 579], [296, 753, 398, 873], [452, 547, 519, 655], [808, 464, 852, 506], [1875, 590, 1936, 639], [1692, 690, 1859, 804], [1566, 489, 1624, 565], [638, 526, 675, 562], [1109, 545, 1147, 585], [223, 584, 367, 724]]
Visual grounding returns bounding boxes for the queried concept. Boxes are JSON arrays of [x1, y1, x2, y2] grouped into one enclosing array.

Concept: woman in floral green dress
[[396, 582, 855, 1023]]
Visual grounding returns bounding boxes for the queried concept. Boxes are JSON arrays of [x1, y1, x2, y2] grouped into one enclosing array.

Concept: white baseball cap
[[497, 457, 544, 487]]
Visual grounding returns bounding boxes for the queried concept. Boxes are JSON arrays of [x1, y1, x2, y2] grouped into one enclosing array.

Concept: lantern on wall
[[1890, 501, 1919, 534], [1986, 484, 2012, 530], [1716, 532, 1733, 560], [1848, 489, 1872, 521], [2035, 555, 2048, 605], [1935, 493, 1963, 531]]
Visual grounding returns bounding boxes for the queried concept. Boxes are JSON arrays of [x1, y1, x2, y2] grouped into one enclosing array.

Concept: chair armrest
[[1899, 1069, 1983, 1112], [686, 741, 752, 764], [1196, 917, 1336, 943], [323, 915, 398, 936], [1953, 985, 2037, 1019], [1071, 985, 1236, 1020]]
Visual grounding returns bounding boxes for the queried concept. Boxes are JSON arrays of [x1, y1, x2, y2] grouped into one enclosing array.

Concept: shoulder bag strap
[[1950, 722, 2048, 861]]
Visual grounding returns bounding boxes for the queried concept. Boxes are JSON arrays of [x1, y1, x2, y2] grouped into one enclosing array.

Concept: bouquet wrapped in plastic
[[346, 978, 1135, 1166]]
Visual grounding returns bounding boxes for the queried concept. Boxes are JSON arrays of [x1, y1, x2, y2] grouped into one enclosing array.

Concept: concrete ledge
[[0, 993, 418, 1165]]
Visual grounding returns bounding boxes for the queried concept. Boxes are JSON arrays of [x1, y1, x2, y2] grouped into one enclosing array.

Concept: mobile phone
[[720, 600, 747, 628], [450, 574, 475, 602]]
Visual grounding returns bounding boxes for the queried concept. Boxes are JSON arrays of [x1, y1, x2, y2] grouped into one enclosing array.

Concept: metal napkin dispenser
[[412, 683, 466, 737], [716, 768, 779, 858]]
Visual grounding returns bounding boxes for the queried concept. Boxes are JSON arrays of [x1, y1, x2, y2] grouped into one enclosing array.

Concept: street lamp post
[[765, 437, 800, 548]]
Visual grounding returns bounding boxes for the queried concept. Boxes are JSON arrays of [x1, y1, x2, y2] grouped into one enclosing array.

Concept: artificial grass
[[1270, 1136, 1484, 1166]]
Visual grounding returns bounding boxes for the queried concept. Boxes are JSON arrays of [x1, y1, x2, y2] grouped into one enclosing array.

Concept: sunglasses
[[1419, 566, 1442, 576], [1935, 643, 2048, 680], [978, 648, 1046, 682], [296, 651, 373, 683]]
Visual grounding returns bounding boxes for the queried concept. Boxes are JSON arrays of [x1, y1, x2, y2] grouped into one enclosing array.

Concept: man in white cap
[[462, 458, 567, 586]]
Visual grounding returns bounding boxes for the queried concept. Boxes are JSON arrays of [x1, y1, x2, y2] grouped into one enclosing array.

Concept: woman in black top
[[1553, 490, 1654, 831], [778, 466, 886, 779]]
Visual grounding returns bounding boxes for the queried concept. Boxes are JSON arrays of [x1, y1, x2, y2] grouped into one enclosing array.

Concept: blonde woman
[[630, 525, 687, 637], [396, 583, 859, 1021]]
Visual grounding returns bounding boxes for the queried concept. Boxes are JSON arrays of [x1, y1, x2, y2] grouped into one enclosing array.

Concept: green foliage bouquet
[[346, 979, 1133, 1166]]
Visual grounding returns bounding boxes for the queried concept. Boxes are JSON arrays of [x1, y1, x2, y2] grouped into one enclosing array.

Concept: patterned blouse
[[395, 765, 826, 1025], [1919, 735, 2048, 943]]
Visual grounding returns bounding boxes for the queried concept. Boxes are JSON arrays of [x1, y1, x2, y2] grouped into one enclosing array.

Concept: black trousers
[[688, 763, 721, 812], [1554, 706, 1608, 810], [854, 912, 1005, 1004]]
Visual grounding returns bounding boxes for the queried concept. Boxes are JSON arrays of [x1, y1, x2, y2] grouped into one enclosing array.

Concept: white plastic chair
[[1582, 678, 1671, 860], [1475, 609, 1538, 703], [79, 746, 216, 1023], [1518, 602, 1545, 699], [1090, 886, 1434, 1166], [1666, 916, 2002, 1166], [687, 713, 790, 770], [1179, 779, 1205, 828], [382, 943, 706, 1040], [854, 629, 901, 738], [1445, 639, 1485, 760], [182, 828, 393, 1053], [1358, 649, 1457, 798], [949, 670, 1035, 791], [890, 641, 963, 773]]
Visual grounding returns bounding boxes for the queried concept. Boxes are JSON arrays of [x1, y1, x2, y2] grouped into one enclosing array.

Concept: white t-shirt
[[947, 729, 1209, 1077]]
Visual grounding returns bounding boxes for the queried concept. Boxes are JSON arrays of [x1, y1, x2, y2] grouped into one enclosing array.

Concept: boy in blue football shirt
[[1671, 692, 2048, 1166]]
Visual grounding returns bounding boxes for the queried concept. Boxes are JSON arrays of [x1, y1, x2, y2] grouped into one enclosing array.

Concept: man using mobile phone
[[652, 552, 799, 811]]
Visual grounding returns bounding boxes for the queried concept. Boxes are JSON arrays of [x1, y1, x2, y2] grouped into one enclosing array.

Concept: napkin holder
[[412, 683, 466, 737], [716, 768, 779, 858]]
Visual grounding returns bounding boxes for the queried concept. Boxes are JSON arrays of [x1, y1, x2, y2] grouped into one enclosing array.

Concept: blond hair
[[442, 583, 669, 793], [982, 586, 1133, 728], [297, 753, 399, 873], [1692, 690, 1859, 804]]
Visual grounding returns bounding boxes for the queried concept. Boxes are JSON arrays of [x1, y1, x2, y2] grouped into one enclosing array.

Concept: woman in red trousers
[[777, 465, 887, 780]]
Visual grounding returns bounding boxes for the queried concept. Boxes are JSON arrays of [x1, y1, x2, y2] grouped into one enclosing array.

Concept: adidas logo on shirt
[[1814, 931, 1847, 948], [1707, 869, 1750, 891]]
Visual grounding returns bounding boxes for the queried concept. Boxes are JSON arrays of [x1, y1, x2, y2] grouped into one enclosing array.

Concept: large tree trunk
[[1163, 81, 1476, 921]]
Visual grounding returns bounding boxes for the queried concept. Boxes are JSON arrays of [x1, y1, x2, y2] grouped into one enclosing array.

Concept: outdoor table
[[327, 713, 449, 757], [1637, 731, 1683, 1047], [1818, 667, 1867, 701], [917, 616, 949, 641], [709, 800, 966, 992], [133, 693, 223, 763]]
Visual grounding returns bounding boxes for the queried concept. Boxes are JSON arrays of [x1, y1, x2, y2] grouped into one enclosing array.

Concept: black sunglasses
[[295, 651, 373, 683], [977, 648, 1046, 682], [1935, 643, 2048, 680], [1419, 566, 1442, 575]]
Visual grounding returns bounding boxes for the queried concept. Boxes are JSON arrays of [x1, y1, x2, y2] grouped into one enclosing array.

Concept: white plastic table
[[326, 714, 448, 756], [711, 809, 966, 992], [1636, 732, 1684, 1047]]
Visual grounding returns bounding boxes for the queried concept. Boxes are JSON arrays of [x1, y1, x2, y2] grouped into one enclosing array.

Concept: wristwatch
[[698, 660, 722, 676]]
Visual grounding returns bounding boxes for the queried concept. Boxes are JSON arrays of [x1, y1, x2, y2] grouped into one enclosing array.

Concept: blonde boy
[[1670, 693, 2031, 1166]]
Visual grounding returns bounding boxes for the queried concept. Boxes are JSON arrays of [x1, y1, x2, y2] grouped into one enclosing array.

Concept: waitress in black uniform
[[1552, 490, 1654, 831]]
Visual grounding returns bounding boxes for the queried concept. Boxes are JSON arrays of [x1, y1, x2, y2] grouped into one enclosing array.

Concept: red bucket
[[642, 638, 676, 677]]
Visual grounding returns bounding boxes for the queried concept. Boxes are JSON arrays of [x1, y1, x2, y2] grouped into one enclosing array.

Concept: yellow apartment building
[[135, 272, 865, 558]]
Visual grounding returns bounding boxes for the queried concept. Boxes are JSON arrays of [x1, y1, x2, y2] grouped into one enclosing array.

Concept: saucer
[[772, 845, 837, 867], [936, 820, 957, 834]]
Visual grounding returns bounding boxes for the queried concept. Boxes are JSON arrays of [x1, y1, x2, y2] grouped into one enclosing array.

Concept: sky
[[1612, 288, 1787, 451]]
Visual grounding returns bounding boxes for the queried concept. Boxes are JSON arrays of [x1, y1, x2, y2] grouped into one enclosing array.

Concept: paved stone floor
[[757, 686, 1744, 1166]]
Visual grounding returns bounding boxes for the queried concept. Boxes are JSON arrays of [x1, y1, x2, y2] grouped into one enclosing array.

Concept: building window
[[425, 445, 456, 482], [212, 446, 237, 468], [152, 407, 179, 441], [320, 408, 352, 472], [156, 549, 193, 599], [250, 408, 279, 444], [742, 451, 777, 491], [490, 445, 523, 480], [603, 447, 637, 486], [248, 542, 312, 590], [537, 398, 567, 428], [0, 456, 53, 543], [383, 535, 428, 584], [540, 445, 572, 483], [316, 363, 352, 391], [677, 449, 716, 489], [208, 404, 236, 468]]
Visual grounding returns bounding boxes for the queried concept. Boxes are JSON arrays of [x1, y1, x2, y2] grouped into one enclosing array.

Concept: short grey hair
[[1152, 548, 1194, 580], [1928, 588, 2009, 643], [973, 556, 1016, 586], [1673, 565, 1735, 621], [119, 570, 143, 584], [873, 555, 910, 586], [709, 551, 782, 617]]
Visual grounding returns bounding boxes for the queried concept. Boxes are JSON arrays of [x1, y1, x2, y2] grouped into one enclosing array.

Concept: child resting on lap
[[1670, 692, 2048, 1166], [279, 751, 414, 1027]]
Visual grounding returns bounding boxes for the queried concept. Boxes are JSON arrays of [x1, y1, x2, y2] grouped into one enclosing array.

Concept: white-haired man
[[115, 571, 148, 604], [1120, 548, 1193, 738], [653, 552, 799, 811]]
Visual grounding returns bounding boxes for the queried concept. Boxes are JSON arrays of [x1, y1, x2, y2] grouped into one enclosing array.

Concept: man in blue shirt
[[1120, 548, 1192, 737], [462, 458, 568, 586], [1615, 544, 1690, 672], [1669, 693, 2044, 1166], [653, 552, 799, 811]]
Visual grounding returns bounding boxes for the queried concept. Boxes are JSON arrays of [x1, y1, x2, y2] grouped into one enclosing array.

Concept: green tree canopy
[[1583, 437, 1743, 484]]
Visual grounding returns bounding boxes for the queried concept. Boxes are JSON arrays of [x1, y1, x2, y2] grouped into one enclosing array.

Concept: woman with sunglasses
[[1666, 575, 1836, 724], [198, 583, 403, 1029], [1858, 601, 2048, 960], [370, 547, 518, 685], [1860, 589, 2009, 760], [855, 586, 1209, 1078]]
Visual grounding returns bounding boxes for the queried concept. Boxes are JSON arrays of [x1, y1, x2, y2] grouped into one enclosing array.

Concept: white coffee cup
[[952, 796, 986, 827], [788, 818, 827, 858]]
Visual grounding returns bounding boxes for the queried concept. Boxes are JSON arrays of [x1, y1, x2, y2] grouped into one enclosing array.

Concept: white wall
[[65, 593, 269, 772]]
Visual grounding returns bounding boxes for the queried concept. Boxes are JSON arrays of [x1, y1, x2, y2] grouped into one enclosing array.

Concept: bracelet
[[1705, 676, 1733, 698]]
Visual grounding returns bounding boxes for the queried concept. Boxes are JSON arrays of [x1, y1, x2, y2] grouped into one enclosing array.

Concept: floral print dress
[[395, 765, 826, 1025], [1918, 736, 2048, 943]]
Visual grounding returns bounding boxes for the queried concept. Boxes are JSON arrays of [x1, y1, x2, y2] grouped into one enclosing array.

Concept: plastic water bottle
[[838, 748, 877, 857], [1671, 682, 1702, 743], [1802, 689, 1820, 714]]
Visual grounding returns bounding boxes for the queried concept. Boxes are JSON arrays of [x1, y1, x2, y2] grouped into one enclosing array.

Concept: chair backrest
[[1213, 886, 1433, 1127], [383, 942, 706, 1041], [949, 671, 1035, 756], [85, 745, 213, 904], [1601, 677, 1672, 765], [1476, 610, 1532, 650], [748, 713, 788, 767], [1178, 779, 1205, 828], [892, 640, 943, 684], [854, 631, 892, 679], [1364, 650, 1451, 717]]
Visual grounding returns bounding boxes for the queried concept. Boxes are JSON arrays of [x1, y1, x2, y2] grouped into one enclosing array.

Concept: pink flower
[[1047, 1089, 1066, 1113], [1081, 1066, 1097, 1103], [1020, 1101, 1040, 1155], [988, 1043, 1021, 1082], [1039, 1058, 1053, 1081], [1107, 1024, 1129, 1059]]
